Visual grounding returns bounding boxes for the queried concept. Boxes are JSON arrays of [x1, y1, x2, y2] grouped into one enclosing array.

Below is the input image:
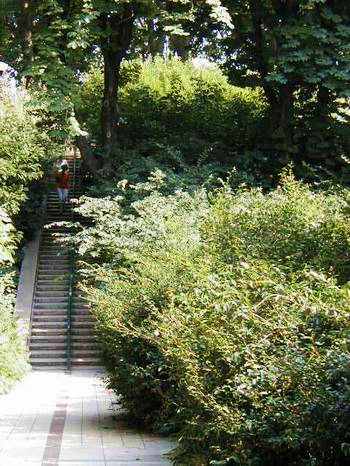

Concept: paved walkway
[[0, 369, 174, 465]]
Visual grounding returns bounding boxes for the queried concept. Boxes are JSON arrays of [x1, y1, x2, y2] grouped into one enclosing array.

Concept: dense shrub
[[0, 209, 29, 394], [76, 58, 267, 164], [74, 171, 350, 465], [0, 101, 47, 216], [0, 98, 51, 392]]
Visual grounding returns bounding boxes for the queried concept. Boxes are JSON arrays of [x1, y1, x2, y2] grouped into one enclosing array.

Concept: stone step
[[32, 315, 67, 322], [72, 352, 100, 359], [38, 259, 70, 265], [32, 310, 67, 316], [31, 361, 101, 369], [38, 265, 71, 275], [32, 322, 67, 329], [72, 343, 99, 350], [35, 296, 69, 303], [30, 342, 66, 349], [41, 229, 71, 234], [30, 350, 67, 358], [37, 269, 70, 274], [39, 246, 70, 251], [32, 310, 90, 317], [46, 218, 73, 222], [39, 254, 69, 260], [33, 307, 93, 319], [72, 305, 92, 312], [40, 244, 70, 248], [31, 350, 100, 360], [40, 231, 69, 236], [34, 303, 68, 310], [46, 205, 73, 210], [33, 317, 94, 326], [41, 230, 71, 234], [36, 272, 71, 278], [31, 328, 67, 336], [35, 290, 69, 296], [36, 279, 70, 286], [32, 308, 67, 313], [31, 367, 67, 371], [70, 334, 98, 341], [40, 237, 70, 241], [30, 342, 99, 350], [71, 315, 94, 322], [40, 236, 71, 240], [41, 228, 71, 232], [31, 323, 95, 332], [74, 307, 91, 312], [42, 215, 72, 219], [30, 358, 67, 366], [46, 200, 72, 204], [30, 335, 67, 343], [40, 242, 70, 246], [40, 242, 71, 248], [38, 258, 70, 264], [71, 358, 101, 365], [71, 321, 95, 327], [35, 289, 70, 295], [45, 208, 73, 211], [71, 328, 96, 336], [38, 252, 70, 257]]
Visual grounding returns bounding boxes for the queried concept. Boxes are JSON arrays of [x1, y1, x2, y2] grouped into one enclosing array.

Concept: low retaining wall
[[14, 230, 41, 342]]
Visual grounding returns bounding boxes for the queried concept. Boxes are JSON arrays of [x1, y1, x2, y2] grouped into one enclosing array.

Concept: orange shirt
[[56, 171, 70, 189]]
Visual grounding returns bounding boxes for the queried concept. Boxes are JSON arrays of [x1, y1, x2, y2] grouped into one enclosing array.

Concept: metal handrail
[[66, 148, 77, 371], [66, 255, 74, 371], [27, 228, 43, 349], [27, 181, 48, 348]]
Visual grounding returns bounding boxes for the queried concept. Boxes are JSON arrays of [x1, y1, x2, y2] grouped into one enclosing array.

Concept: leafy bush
[[0, 98, 51, 392], [74, 171, 350, 465], [0, 101, 47, 216], [76, 58, 267, 164], [0, 209, 29, 394]]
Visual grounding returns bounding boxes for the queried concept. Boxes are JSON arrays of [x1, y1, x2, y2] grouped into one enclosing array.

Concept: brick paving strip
[[42, 386, 69, 466]]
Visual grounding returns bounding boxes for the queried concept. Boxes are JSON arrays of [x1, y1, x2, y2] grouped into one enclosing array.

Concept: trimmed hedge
[[76, 58, 267, 163]]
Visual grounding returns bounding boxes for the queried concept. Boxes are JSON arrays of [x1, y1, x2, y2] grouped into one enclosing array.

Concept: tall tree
[[0, 0, 234, 164], [98, 4, 135, 158], [218, 0, 350, 157]]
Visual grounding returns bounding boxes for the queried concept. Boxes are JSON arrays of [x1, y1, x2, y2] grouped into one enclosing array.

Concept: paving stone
[[0, 369, 176, 464]]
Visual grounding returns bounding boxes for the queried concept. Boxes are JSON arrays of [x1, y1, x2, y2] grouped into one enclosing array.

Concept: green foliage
[[73, 171, 350, 465], [219, 0, 350, 162], [0, 98, 54, 392], [77, 58, 267, 162], [0, 101, 46, 217], [0, 208, 29, 394]]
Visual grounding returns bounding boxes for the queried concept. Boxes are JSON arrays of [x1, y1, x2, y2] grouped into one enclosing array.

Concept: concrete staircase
[[29, 154, 101, 370]]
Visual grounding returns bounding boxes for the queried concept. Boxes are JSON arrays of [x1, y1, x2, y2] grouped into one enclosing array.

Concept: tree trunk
[[266, 85, 296, 157], [101, 48, 121, 159], [76, 135, 103, 176], [19, 0, 33, 86], [249, 0, 296, 159], [100, 9, 134, 160], [169, 34, 191, 59]]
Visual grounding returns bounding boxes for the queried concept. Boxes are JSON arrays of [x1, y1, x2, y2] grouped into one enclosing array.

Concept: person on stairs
[[55, 161, 70, 212]]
